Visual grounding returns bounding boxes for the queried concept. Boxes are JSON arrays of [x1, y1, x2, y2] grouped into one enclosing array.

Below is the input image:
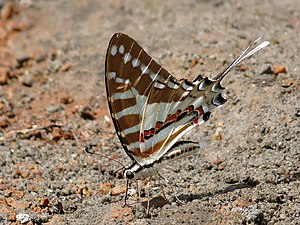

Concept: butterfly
[[104, 32, 269, 202]]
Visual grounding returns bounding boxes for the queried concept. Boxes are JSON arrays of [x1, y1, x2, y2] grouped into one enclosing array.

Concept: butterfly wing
[[105, 33, 269, 166], [105, 33, 178, 165]]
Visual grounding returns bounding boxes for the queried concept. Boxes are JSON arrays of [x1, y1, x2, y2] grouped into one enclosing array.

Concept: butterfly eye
[[124, 170, 134, 179]]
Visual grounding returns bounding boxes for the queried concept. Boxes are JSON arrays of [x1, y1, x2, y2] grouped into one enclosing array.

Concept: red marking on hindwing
[[165, 110, 181, 123], [144, 128, 155, 138], [193, 106, 204, 125], [139, 133, 144, 142]]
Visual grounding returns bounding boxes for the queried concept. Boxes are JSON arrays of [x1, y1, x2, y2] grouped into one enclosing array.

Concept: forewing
[[105, 33, 179, 165]]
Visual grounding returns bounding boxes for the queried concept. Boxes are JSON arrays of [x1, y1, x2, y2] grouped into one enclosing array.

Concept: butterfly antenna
[[84, 145, 126, 169], [214, 38, 269, 81]]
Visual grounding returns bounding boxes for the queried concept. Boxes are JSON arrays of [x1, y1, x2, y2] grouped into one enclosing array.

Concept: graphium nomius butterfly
[[102, 32, 269, 204]]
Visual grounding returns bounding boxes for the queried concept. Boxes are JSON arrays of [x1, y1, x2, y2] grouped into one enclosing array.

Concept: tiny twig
[[0, 124, 62, 142]]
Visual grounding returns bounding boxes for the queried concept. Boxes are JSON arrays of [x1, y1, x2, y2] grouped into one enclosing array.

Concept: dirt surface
[[0, 0, 299, 224]]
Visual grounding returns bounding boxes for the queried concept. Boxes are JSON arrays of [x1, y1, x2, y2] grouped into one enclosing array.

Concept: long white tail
[[214, 38, 270, 80]]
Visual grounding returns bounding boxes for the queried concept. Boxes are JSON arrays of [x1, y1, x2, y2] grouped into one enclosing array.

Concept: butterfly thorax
[[123, 161, 159, 180]]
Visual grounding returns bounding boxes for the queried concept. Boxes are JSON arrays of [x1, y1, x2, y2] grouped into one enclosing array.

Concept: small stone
[[38, 196, 49, 207], [46, 105, 62, 113], [9, 69, 22, 78], [246, 208, 264, 223], [0, 68, 8, 85], [82, 187, 91, 196], [1, 2, 14, 20], [189, 58, 198, 68], [8, 199, 30, 210], [79, 106, 96, 120], [261, 65, 273, 74], [52, 200, 63, 213], [281, 78, 293, 88], [225, 174, 239, 184], [6, 111, 15, 118], [35, 54, 47, 63], [16, 169, 30, 178], [239, 65, 248, 71], [9, 189, 25, 199], [0, 26, 8, 40], [19, 0, 33, 8], [0, 118, 9, 128], [52, 128, 62, 141], [110, 206, 133, 220], [60, 96, 74, 104], [272, 65, 287, 75], [215, 129, 222, 140], [16, 55, 32, 68], [212, 157, 224, 166], [60, 63, 71, 72], [99, 182, 113, 194], [20, 73, 34, 87], [62, 131, 74, 140], [8, 211, 16, 221], [16, 213, 31, 224], [111, 184, 126, 196], [6, 20, 30, 32]]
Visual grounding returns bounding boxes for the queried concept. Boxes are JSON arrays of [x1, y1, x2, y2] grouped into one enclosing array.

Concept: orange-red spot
[[195, 105, 204, 116], [144, 129, 155, 137], [139, 133, 144, 142], [155, 121, 163, 129], [165, 110, 181, 123]]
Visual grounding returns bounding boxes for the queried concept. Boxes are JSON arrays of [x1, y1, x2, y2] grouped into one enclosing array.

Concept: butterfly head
[[123, 162, 157, 180], [123, 169, 135, 179], [123, 162, 141, 180]]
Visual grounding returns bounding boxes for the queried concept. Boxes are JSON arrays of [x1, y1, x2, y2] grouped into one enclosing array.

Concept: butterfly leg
[[124, 179, 130, 206], [137, 180, 142, 200], [143, 176, 153, 217], [155, 173, 167, 200], [157, 172, 184, 205]]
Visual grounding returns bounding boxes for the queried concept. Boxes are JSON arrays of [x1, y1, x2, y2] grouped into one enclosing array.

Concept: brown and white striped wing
[[105, 33, 269, 166], [105, 33, 224, 166], [105, 33, 177, 165]]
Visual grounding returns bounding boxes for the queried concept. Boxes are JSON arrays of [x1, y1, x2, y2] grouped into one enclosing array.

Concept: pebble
[[46, 105, 62, 113], [16, 213, 31, 224], [111, 184, 126, 196], [246, 208, 264, 223], [38, 196, 50, 207], [214, 128, 222, 140], [35, 54, 47, 63], [6, 20, 31, 32], [1, 2, 14, 20], [273, 65, 287, 75], [0, 118, 9, 128], [0, 26, 8, 39], [60, 63, 71, 72], [281, 78, 293, 88], [261, 65, 273, 74], [0, 68, 8, 85], [224, 174, 239, 184], [60, 95, 74, 104], [20, 73, 34, 87], [16, 55, 32, 68], [79, 106, 96, 120]]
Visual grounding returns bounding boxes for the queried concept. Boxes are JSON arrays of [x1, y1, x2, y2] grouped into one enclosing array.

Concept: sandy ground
[[0, 0, 299, 224]]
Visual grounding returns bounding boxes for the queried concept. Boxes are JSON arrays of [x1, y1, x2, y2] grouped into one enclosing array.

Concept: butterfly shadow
[[140, 195, 170, 209], [176, 178, 260, 202]]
